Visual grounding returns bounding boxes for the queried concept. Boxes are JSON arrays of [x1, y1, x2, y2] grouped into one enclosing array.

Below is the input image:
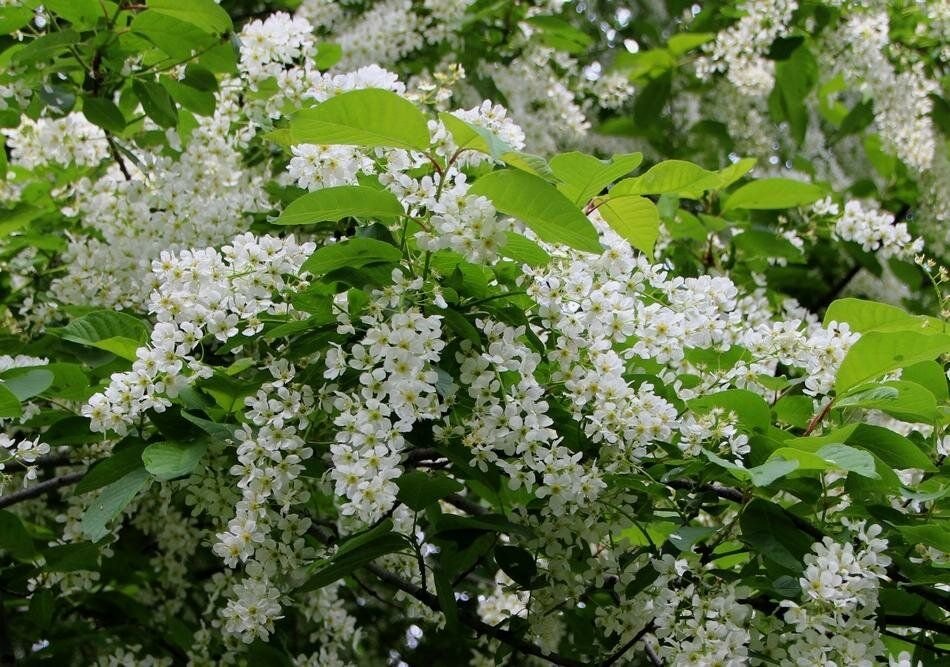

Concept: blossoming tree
[[0, 1, 947, 666]]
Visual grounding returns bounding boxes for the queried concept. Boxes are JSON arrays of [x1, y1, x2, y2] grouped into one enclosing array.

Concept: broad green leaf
[[90, 336, 142, 361], [823, 298, 944, 334], [549, 151, 643, 205], [612, 160, 720, 199], [301, 238, 403, 276], [148, 0, 232, 34], [42, 542, 99, 572], [667, 32, 715, 55], [898, 524, 950, 553], [132, 79, 178, 128], [469, 169, 601, 253], [501, 151, 556, 180], [162, 77, 215, 117], [45, 0, 115, 28], [723, 178, 824, 211], [836, 380, 939, 423], [11, 29, 80, 66], [500, 232, 551, 267], [82, 97, 125, 134], [0, 384, 22, 419], [130, 10, 216, 59], [525, 15, 593, 53], [314, 42, 342, 70], [739, 499, 815, 572], [274, 186, 404, 225], [689, 389, 771, 432], [56, 310, 149, 353], [300, 524, 409, 592], [0, 368, 54, 401], [786, 424, 935, 472], [290, 89, 430, 150], [0, 8, 32, 34], [902, 361, 948, 403], [594, 194, 659, 258], [835, 331, 950, 393], [395, 471, 463, 511], [81, 466, 150, 542], [715, 158, 757, 190], [438, 112, 512, 160], [142, 440, 209, 481], [816, 444, 878, 479], [0, 509, 36, 560], [704, 450, 799, 487], [76, 442, 149, 494], [494, 545, 538, 588], [0, 204, 44, 237]]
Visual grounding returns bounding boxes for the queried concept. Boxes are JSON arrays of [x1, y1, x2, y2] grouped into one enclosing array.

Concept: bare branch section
[[0, 472, 83, 510]]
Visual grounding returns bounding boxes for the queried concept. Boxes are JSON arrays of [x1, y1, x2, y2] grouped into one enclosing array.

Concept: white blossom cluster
[[3, 113, 108, 169], [696, 0, 798, 95], [239, 12, 317, 83], [0, 433, 49, 490], [813, 197, 926, 260], [83, 234, 315, 434]]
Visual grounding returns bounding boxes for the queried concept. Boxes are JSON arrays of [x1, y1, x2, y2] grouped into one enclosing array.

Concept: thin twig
[[365, 563, 587, 667], [0, 472, 83, 509]]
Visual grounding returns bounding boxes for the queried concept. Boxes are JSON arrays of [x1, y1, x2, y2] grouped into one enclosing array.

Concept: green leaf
[[275, 186, 404, 225], [815, 444, 878, 478], [56, 310, 149, 354], [0, 204, 44, 237], [902, 361, 948, 403], [786, 424, 935, 472], [594, 194, 659, 258], [703, 450, 799, 487], [836, 380, 939, 423], [148, 0, 232, 34], [43, 542, 99, 572], [433, 565, 459, 631], [314, 42, 342, 70], [301, 238, 402, 276], [438, 112, 512, 160], [667, 32, 715, 55], [469, 169, 601, 253], [290, 89, 431, 150], [715, 158, 757, 189], [81, 466, 150, 542], [0, 368, 54, 401], [82, 97, 125, 134], [835, 331, 950, 393], [549, 151, 643, 206], [524, 15, 593, 53], [0, 509, 36, 560], [612, 160, 720, 199], [132, 79, 178, 128], [0, 384, 21, 419], [723, 178, 824, 211], [823, 298, 944, 334], [12, 29, 80, 66], [495, 545, 538, 588], [0, 8, 33, 34], [131, 10, 216, 59], [300, 529, 409, 592], [739, 499, 815, 572], [162, 77, 215, 117], [500, 232, 551, 267], [396, 471, 464, 511], [897, 524, 950, 553], [142, 440, 209, 481], [689, 389, 771, 433], [76, 442, 149, 495]]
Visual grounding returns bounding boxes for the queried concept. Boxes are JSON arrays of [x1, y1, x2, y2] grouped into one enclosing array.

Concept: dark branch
[[0, 472, 83, 509], [365, 563, 587, 667]]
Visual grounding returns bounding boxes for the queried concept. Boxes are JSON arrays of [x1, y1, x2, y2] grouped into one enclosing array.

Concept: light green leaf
[[148, 0, 232, 34], [142, 440, 209, 481], [715, 158, 757, 190], [290, 89, 431, 150], [594, 194, 659, 258], [0, 385, 21, 419], [723, 178, 824, 211], [836, 380, 939, 423], [0, 368, 54, 401], [549, 151, 643, 206], [81, 466, 150, 542], [0, 204, 44, 237], [835, 331, 950, 393], [786, 424, 935, 472], [275, 186, 404, 225], [131, 10, 217, 59], [816, 444, 879, 479], [438, 112, 512, 160], [301, 238, 403, 276], [823, 298, 944, 334], [667, 32, 715, 55], [469, 169, 601, 253], [56, 311, 149, 354], [612, 160, 720, 199], [500, 232, 551, 267], [689, 389, 771, 432]]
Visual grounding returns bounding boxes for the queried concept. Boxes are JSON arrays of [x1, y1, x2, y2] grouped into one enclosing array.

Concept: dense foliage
[[0, 1, 947, 665]]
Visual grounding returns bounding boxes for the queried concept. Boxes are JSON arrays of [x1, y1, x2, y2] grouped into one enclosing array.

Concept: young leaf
[[611, 160, 720, 199], [549, 151, 643, 205], [723, 178, 824, 211], [56, 311, 149, 352], [290, 89, 431, 150], [438, 112, 512, 160], [835, 331, 950, 393], [469, 169, 601, 253], [396, 471, 464, 511], [594, 194, 659, 258], [81, 466, 151, 542], [142, 440, 209, 481], [148, 0, 232, 34], [274, 186, 404, 225], [301, 238, 403, 276]]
